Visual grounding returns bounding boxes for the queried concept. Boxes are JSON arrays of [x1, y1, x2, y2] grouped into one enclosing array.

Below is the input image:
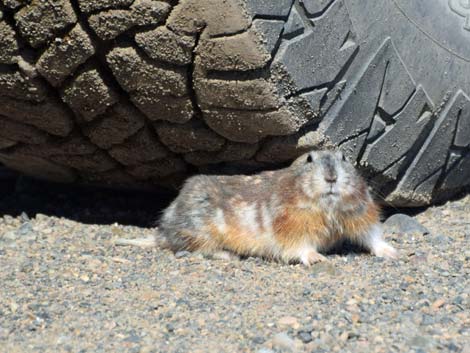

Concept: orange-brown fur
[[273, 203, 379, 250], [343, 202, 380, 239], [275, 208, 334, 248]]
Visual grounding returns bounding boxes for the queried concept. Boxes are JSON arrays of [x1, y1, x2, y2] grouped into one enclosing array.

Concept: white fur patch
[[260, 203, 273, 237], [363, 224, 398, 259], [212, 250, 239, 261], [237, 203, 259, 234], [281, 243, 326, 265], [299, 246, 315, 265], [214, 208, 226, 233], [336, 164, 347, 193]]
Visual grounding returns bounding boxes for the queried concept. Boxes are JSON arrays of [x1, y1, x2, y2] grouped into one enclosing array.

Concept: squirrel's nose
[[324, 174, 337, 184]]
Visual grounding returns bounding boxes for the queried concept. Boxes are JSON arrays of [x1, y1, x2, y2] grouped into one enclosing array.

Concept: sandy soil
[[0, 176, 469, 353]]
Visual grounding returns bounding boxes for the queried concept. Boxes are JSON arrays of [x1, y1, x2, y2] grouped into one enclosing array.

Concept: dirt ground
[[0, 175, 469, 353]]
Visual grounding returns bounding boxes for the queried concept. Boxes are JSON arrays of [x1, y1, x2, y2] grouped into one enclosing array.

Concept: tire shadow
[[0, 172, 176, 227]]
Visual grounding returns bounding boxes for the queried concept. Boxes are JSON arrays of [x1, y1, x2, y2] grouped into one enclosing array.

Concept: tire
[[0, 0, 469, 206]]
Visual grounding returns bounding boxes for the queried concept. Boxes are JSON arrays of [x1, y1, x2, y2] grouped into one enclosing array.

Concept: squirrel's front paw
[[300, 249, 328, 266], [372, 242, 398, 259]]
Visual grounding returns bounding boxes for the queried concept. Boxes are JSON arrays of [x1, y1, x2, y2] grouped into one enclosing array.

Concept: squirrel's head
[[291, 150, 370, 211]]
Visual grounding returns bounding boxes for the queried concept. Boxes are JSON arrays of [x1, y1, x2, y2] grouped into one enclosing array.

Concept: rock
[[277, 316, 300, 329], [431, 298, 445, 310], [297, 331, 313, 343], [18, 222, 33, 236], [445, 342, 460, 352], [339, 331, 349, 342], [309, 262, 336, 276], [421, 314, 435, 325], [351, 314, 360, 324], [409, 335, 435, 349], [123, 334, 141, 343], [257, 349, 275, 353], [175, 251, 191, 259], [2, 231, 18, 241], [383, 214, 430, 235], [272, 332, 298, 352], [9, 301, 19, 314], [252, 336, 265, 344]]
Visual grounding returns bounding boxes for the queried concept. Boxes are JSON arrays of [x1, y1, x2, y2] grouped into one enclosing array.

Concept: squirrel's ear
[[291, 152, 317, 167], [291, 153, 310, 167], [337, 150, 346, 161]]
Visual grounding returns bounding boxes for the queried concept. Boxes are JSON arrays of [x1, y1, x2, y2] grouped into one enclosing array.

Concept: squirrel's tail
[[114, 230, 167, 248], [114, 236, 157, 248]]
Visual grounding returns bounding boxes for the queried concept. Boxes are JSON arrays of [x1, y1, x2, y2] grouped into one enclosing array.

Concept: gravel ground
[[0, 175, 469, 353]]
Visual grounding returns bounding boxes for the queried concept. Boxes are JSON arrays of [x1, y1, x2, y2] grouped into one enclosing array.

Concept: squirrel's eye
[[306, 154, 313, 163]]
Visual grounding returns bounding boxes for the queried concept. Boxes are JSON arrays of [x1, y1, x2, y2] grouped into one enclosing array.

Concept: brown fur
[[343, 202, 380, 239], [275, 208, 331, 247]]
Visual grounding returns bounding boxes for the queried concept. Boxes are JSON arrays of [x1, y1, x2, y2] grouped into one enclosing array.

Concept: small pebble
[[257, 349, 275, 353], [431, 298, 445, 310], [278, 316, 299, 329], [175, 251, 191, 259], [272, 332, 297, 352], [298, 331, 313, 343]]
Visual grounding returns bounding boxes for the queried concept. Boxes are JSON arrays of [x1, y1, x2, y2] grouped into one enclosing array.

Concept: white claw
[[300, 249, 328, 266], [372, 241, 398, 259]]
